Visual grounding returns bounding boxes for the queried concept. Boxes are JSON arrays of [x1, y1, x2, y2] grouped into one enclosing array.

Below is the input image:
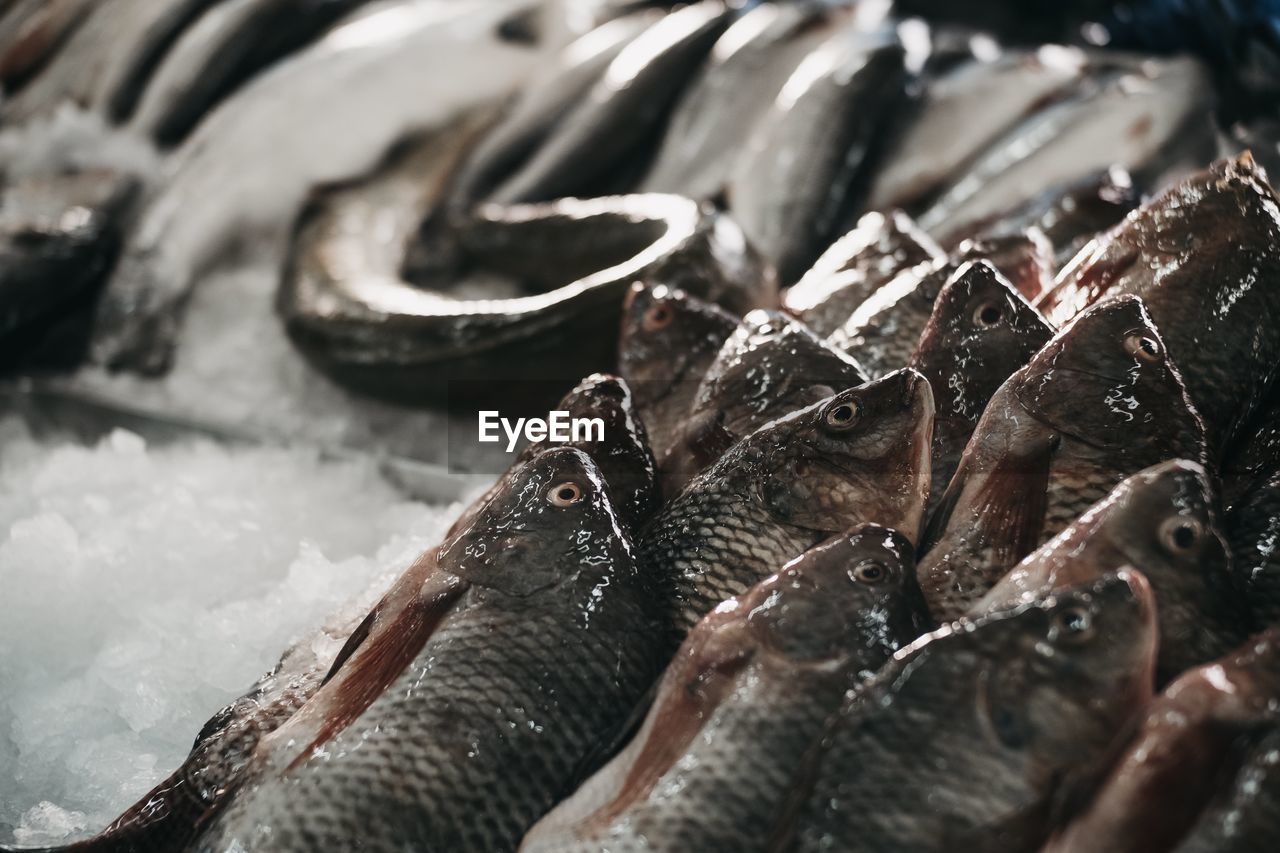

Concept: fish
[[0, 169, 140, 369], [520, 525, 930, 853], [488, 0, 732, 204], [865, 47, 1086, 213], [978, 459, 1251, 684], [783, 209, 943, 336], [1040, 154, 1280, 451], [907, 260, 1053, 515], [950, 229, 1055, 302], [617, 282, 740, 460], [660, 309, 870, 494], [917, 295, 1207, 623], [191, 447, 669, 852], [88, 0, 546, 374], [1228, 472, 1280, 630], [637, 367, 934, 636], [917, 55, 1217, 241], [728, 30, 908, 284], [639, 0, 839, 202], [1043, 628, 1280, 853], [784, 571, 1157, 853]]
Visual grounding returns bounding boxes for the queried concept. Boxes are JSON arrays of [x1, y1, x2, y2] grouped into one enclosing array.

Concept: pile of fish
[[3, 0, 1280, 851]]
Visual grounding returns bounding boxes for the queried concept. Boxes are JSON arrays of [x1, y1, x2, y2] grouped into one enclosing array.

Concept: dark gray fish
[[784, 209, 942, 336], [489, 0, 731, 204], [1045, 628, 1280, 853], [521, 526, 929, 853], [1041, 154, 1280, 452], [728, 30, 908, 284], [638, 368, 934, 636], [1229, 471, 1280, 630], [786, 571, 1157, 853], [193, 447, 668, 853], [616, 282, 741, 461], [979, 459, 1250, 685], [918, 295, 1207, 623], [908, 260, 1053, 515], [639, 0, 838, 201]]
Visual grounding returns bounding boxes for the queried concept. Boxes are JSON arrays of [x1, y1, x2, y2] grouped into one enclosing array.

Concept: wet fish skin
[[617, 282, 739, 459], [788, 571, 1157, 853], [1041, 154, 1280, 452], [194, 447, 668, 853], [918, 295, 1207, 623], [908, 260, 1053, 516], [951, 229, 1055, 303], [979, 459, 1250, 685], [784, 209, 943, 336], [729, 32, 908, 284], [521, 525, 930, 853], [638, 367, 934, 636], [0, 0, 93, 92], [1044, 628, 1280, 853], [1228, 471, 1280, 629]]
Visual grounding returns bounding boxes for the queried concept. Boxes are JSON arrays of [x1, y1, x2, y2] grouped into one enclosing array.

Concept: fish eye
[[547, 481, 583, 507], [1123, 333, 1161, 363], [1050, 605, 1095, 644], [824, 401, 861, 430], [1159, 516, 1203, 554], [642, 303, 673, 332], [971, 301, 1004, 328], [852, 561, 888, 584]]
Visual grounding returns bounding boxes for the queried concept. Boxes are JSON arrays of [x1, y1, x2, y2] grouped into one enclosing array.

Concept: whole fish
[[865, 47, 1086, 213], [908, 260, 1053, 515], [489, 0, 731, 204], [1041, 154, 1280, 451], [193, 447, 668, 853], [729, 30, 908, 284], [783, 209, 942, 336], [617, 282, 740, 459], [1044, 628, 1280, 853], [918, 295, 1207, 623], [918, 55, 1216, 240], [521, 525, 930, 853], [786, 571, 1158, 853], [979, 459, 1250, 684], [660, 310, 870, 493], [638, 367, 934, 636], [639, 0, 839, 201]]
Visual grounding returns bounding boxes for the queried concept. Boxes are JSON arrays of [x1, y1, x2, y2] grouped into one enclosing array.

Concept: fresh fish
[[521, 525, 930, 853], [783, 209, 942, 336], [1040, 154, 1280, 451], [617, 282, 739, 460], [89, 0, 546, 373], [918, 295, 1207, 623], [865, 47, 1086, 213], [729, 30, 908, 284], [283, 179, 769, 399], [489, 0, 732, 204], [917, 55, 1216, 240], [193, 447, 668, 852], [0, 0, 92, 92], [129, 0, 382, 146], [639, 0, 838, 201], [908, 260, 1053, 515], [638, 367, 934, 636], [951, 229, 1055, 302], [660, 309, 870, 493], [0, 169, 139, 369], [785, 571, 1157, 853], [1044, 628, 1280, 853], [978, 459, 1250, 684]]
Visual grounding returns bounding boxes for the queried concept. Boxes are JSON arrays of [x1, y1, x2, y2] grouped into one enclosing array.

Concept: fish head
[[693, 309, 869, 435], [955, 230, 1054, 302], [747, 524, 930, 666], [618, 281, 737, 411], [979, 570, 1157, 777], [757, 367, 934, 542], [438, 447, 633, 599], [1012, 294, 1205, 460]]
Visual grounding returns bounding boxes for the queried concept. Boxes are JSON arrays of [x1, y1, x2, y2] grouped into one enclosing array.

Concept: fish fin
[[967, 448, 1051, 568], [921, 458, 968, 552], [319, 605, 378, 687]]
